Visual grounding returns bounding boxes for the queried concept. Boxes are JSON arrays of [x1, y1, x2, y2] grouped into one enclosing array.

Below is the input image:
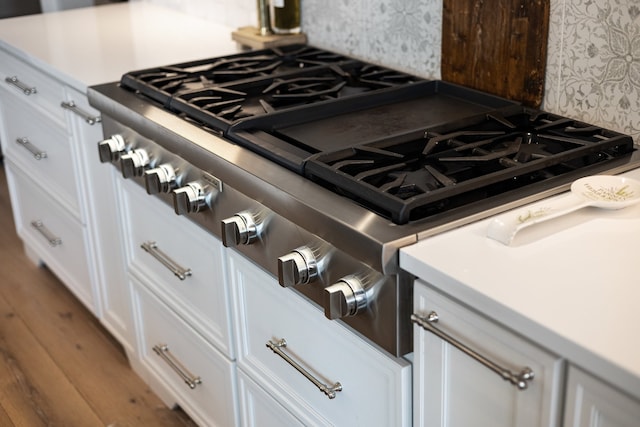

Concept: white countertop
[[401, 167, 640, 399], [0, 2, 239, 91]]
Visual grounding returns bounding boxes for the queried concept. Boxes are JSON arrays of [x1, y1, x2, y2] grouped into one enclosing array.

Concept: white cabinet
[[5, 161, 92, 301], [120, 178, 235, 357], [564, 366, 640, 427], [131, 276, 239, 427], [118, 179, 238, 426], [412, 280, 565, 427], [229, 249, 412, 427], [411, 279, 640, 426], [0, 47, 132, 353]]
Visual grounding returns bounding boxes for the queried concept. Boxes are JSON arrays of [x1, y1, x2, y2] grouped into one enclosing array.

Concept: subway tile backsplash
[[135, 0, 640, 142]]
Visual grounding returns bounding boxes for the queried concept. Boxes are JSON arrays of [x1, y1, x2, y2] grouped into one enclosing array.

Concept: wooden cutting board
[[442, 0, 550, 108]]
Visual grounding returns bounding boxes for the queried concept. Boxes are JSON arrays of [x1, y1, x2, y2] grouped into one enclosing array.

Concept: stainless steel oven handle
[[16, 137, 47, 160], [140, 241, 192, 280], [61, 101, 101, 125], [152, 344, 202, 389], [266, 338, 342, 399], [411, 312, 534, 390], [30, 220, 62, 247], [5, 76, 37, 95]]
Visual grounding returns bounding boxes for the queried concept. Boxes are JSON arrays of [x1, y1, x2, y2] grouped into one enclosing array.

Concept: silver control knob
[[120, 148, 150, 178], [221, 212, 258, 247], [173, 181, 207, 215], [98, 134, 126, 163], [324, 275, 367, 320], [144, 163, 177, 194], [277, 247, 318, 287]]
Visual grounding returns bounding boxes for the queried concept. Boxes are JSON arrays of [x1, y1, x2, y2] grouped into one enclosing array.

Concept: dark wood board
[[442, 0, 550, 107]]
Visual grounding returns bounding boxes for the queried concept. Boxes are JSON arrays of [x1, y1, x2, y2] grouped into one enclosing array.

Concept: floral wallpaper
[[302, 0, 442, 78], [545, 0, 640, 141]]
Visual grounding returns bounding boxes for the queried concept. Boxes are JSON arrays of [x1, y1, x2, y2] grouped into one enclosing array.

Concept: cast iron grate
[[304, 107, 636, 224]]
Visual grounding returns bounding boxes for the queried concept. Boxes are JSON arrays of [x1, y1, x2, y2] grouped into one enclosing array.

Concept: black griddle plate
[[226, 80, 519, 172]]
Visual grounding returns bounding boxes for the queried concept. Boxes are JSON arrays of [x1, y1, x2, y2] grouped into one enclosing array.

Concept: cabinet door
[[564, 365, 640, 427], [229, 249, 411, 427], [413, 280, 564, 427]]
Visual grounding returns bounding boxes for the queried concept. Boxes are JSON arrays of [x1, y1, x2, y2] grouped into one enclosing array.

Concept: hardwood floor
[[0, 161, 197, 426]]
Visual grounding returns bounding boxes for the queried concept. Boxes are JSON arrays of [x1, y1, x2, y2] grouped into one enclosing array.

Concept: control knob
[[324, 275, 367, 320], [144, 163, 177, 194], [277, 247, 318, 287], [98, 134, 126, 163], [173, 181, 207, 215], [120, 148, 150, 178], [221, 212, 258, 247]]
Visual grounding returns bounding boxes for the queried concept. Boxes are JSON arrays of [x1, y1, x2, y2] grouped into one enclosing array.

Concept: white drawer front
[[121, 180, 234, 357], [6, 162, 94, 309], [0, 49, 66, 124], [132, 278, 238, 427], [413, 280, 564, 427], [237, 369, 308, 427], [229, 250, 411, 427], [1, 98, 81, 219]]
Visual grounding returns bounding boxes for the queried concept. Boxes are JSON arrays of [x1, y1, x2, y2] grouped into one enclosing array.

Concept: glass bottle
[[269, 0, 301, 35], [257, 0, 271, 36]]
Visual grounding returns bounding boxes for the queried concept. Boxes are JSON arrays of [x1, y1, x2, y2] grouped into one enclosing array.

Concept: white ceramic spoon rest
[[487, 175, 640, 245]]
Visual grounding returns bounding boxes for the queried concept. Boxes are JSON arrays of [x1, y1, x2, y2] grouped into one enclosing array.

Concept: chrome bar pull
[[152, 344, 202, 389], [16, 137, 47, 160], [31, 220, 62, 247], [61, 101, 101, 125], [5, 76, 37, 95], [140, 241, 192, 280], [266, 338, 342, 399], [411, 312, 534, 390]]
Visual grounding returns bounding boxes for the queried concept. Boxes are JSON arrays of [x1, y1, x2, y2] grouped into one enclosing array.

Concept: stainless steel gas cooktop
[[89, 44, 640, 357]]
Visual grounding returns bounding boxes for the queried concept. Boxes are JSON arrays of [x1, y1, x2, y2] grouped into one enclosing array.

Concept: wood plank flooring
[[0, 161, 197, 427]]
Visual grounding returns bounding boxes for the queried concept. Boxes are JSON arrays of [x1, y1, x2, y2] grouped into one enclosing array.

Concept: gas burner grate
[[166, 61, 424, 131], [305, 107, 636, 224], [119, 45, 354, 106]]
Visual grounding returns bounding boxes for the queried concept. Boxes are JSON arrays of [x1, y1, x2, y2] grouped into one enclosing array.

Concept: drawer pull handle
[[61, 101, 101, 125], [140, 241, 192, 280], [5, 76, 37, 95], [30, 220, 62, 247], [16, 137, 47, 160], [266, 338, 342, 399], [152, 344, 202, 389], [411, 312, 534, 390]]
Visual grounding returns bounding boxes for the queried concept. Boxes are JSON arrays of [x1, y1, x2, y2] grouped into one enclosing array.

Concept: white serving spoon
[[487, 175, 640, 245]]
